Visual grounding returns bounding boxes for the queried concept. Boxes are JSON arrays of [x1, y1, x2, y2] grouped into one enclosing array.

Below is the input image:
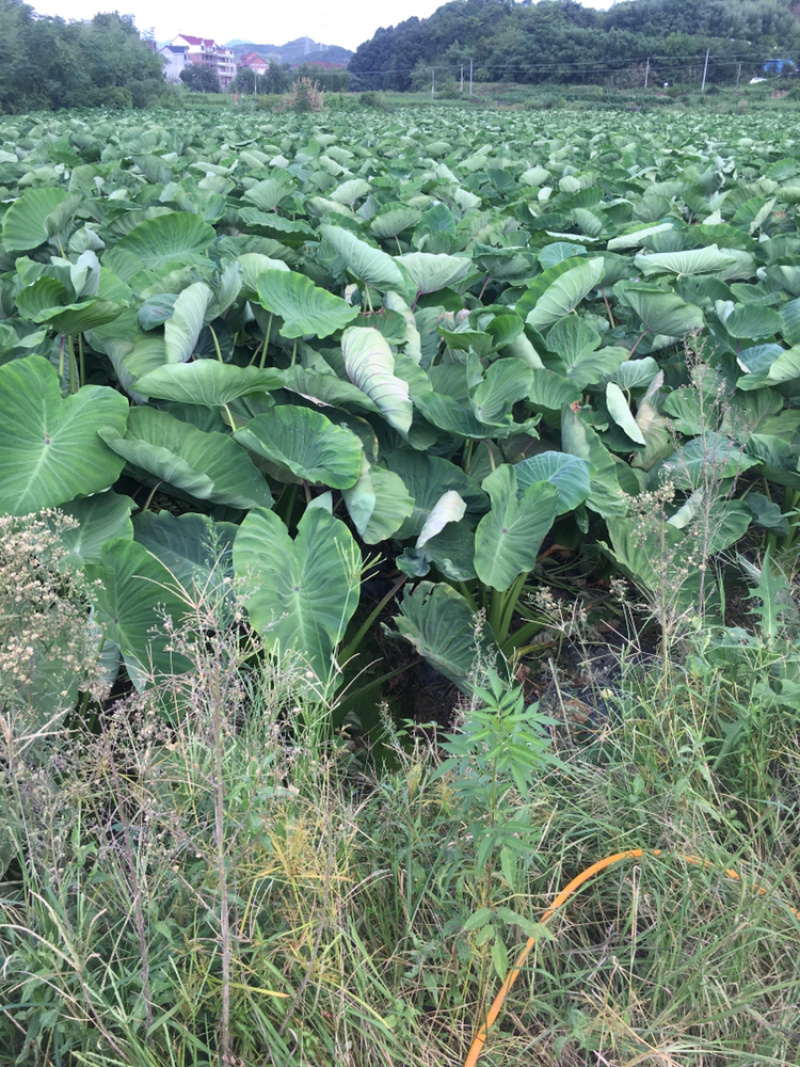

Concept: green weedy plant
[[685, 548, 800, 803], [431, 662, 563, 983]]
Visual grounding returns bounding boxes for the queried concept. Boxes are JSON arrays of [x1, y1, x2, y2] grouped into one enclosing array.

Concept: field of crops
[[2, 105, 800, 698], [2, 104, 800, 1066]]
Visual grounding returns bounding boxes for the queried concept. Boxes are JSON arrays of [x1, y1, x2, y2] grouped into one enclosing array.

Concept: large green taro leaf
[[513, 452, 593, 516], [236, 209, 317, 247], [133, 511, 236, 592], [417, 490, 467, 547], [282, 365, 380, 413], [474, 465, 559, 591], [0, 356, 128, 516], [723, 302, 781, 341], [321, 224, 406, 291], [615, 282, 705, 337], [329, 178, 371, 206], [390, 580, 486, 692], [736, 344, 800, 391], [525, 258, 605, 330], [387, 451, 487, 539], [87, 537, 193, 686], [602, 516, 685, 600], [99, 326, 167, 401], [633, 245, 736, 277], [606, 382, 646, 444], [529, 368, 582, 410], [256, 269, 359, 339], [341, 326, 413, 435], [561, 403, 628, 517], [107, 212, 216, 280], [396, 252, 472, 296], [234, 406, 363, 488], [99, 407, 272, 510], [515, 256, 587, 319], [56, 492, 135, 566], [415, 392, 520, 439], [343, 459, 414, 543], [29, 299, 126, 336], [233, 506, 361, 684], [370, 207, 423, 240], [135, 362, 284, 406], [469, 359, 533, 425], [658, 432, 759, 490], [2, 187, 70, 252], [242, 177, 294, 212], [165, 282, 213, 363]]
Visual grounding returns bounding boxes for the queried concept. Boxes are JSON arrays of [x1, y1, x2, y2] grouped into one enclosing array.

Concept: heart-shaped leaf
[[322, 224, 406, 290], [0, 356, 128, 516], [234, 405, 363, 488], [343, 459, 414, 543], [390, 580, 486, 691], [525, 258, 605, 330], [100, 407, 272, 510], [341, 326, 413, 435], [606, 382, 646, 444], [165, 282, 213, 363], [233, 507, 361, 683], [2, 187, 70, 252], [257, 269, 359, 338], [513, 452, 593, 515], [87, 537, 193, 685], [135, 362, 284, 406], [474, 465, 559, 590]]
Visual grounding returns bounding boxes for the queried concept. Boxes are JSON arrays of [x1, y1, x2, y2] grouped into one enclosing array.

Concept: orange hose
[[463, 848, 800, 1067]]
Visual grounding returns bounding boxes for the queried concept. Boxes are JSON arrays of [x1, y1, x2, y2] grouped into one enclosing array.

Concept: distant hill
[[226, 36, 352, 67], [348, 0, 800, 91]]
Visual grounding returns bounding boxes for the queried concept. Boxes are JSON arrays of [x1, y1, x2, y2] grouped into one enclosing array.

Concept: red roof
[[175, 34, 216, 47], [240, 51, 267, 65]]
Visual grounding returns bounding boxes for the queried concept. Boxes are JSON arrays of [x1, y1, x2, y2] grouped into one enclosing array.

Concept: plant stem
[[78, 334, 85, 388], [259, 315, 273, 368], [210, 661, 232, 1062], [67, 335, 76, 394]]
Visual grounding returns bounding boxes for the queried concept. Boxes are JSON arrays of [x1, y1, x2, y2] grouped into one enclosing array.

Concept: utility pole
[[431, 66, 435, 99], [701, 47, 710, 91], [735, 61, 742, 97], [644, 56, 650, 89], [460, 64, 464, 92], [469, 57, 473, 96]]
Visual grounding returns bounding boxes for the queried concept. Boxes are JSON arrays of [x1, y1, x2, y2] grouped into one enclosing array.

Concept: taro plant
[[4, 105, 800, 704]]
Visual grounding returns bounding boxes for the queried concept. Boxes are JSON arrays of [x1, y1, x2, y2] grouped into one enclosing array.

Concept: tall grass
[[1, 514, 800, 1066]]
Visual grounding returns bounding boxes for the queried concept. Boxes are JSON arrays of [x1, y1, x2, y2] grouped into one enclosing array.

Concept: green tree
[[179, 63, 221, 93], [80, 13, 164, 108], [264, 60, 290, 94]]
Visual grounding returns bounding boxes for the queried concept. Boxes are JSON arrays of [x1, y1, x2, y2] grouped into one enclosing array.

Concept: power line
[[348, 53, 793, 78]]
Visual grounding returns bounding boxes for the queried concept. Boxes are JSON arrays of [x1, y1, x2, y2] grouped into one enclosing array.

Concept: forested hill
[[348, 0, 800, 90]]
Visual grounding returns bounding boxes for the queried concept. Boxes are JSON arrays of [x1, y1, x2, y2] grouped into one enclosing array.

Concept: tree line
[[0, 0, 165, 112], [348, 0, 800, 91], [187, 62, 351, 96]]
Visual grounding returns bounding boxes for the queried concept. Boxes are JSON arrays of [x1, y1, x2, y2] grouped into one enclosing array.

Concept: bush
[[279, 77, 324, 112], [359, 89, 391, 110], [251, 93, 283, 111]]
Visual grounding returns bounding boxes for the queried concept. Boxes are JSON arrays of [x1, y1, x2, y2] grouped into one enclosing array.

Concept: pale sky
[[33, 0, 617, 54]]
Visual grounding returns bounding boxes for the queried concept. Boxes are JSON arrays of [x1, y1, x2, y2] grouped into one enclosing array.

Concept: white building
[[163, 34, 236, 89]]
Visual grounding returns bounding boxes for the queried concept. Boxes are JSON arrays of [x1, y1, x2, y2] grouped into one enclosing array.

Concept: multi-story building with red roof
[[161, 34, 236, 89]]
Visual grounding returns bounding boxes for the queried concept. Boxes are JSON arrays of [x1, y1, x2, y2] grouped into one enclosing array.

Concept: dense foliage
[[231, 62, 351, 97], [349, 0, 800, 90], [2, 101, 800, 1067], [0, 0, 165, 112], [2, 104, 800, 714]]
